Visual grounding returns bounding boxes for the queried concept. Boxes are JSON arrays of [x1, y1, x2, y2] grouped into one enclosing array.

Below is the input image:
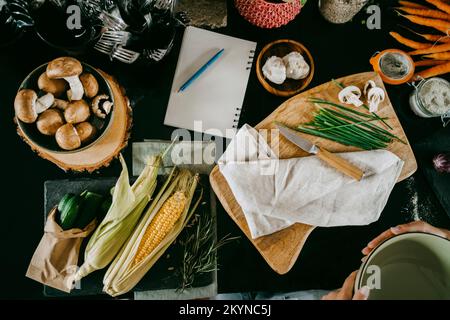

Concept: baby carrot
[[399, 1, 430, 9], [397, 6, 450, 20], [412, 61, 450, 80], [426, 0, 450, 14], [414, 59, 449, 66], [400, 25, 450, 42], [409, 42, 450, 54], [423, 51, 450, 59], [389, 31, 432, 49], [400, 14, 450, 33]]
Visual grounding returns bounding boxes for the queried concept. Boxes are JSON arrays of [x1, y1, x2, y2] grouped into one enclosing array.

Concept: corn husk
[[74, 154, 161, 281], [103, 169, 202, 297]]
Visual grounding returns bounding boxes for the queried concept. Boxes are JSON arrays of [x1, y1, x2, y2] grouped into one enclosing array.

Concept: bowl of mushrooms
[[256, 39, 315, 97], [14, 57, 114, 153]]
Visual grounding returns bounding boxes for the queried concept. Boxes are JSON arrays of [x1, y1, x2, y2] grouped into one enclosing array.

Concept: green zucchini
[[59, 194, 82, 230], [57, 193, 75, 215], [75, 191, 104, 229]]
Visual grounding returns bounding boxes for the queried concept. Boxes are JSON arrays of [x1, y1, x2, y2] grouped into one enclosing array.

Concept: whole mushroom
[[80, 73, 99, 99], [14, 89, 38, 123], [46, 57, 84, 101], [55, 123, 81, 150], [14, 89, 54, 123], [53, 99, 70, 111], [36, 109, 65, 136], [76, 122, 97, 144], [64, 100, 90, 124], [92, 94, 113, 119], [38, 72, 67, 97]]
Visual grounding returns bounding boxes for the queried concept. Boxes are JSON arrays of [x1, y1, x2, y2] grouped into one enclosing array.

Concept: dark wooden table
[[1, 0, 449, 299]]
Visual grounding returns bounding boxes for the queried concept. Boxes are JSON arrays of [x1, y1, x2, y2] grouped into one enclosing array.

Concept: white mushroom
[[364, 81, 386, 113], [282, 52, 310, 80], [262, 56, 286, 85], [338, 85, 363, 107], [46, 57, 84, 101]]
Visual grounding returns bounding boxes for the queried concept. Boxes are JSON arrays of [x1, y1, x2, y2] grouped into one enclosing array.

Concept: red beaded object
[[235, 0, 303, 29]]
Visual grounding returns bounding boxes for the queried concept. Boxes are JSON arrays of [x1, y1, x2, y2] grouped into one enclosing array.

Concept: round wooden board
[[16, 71, 132, 172]]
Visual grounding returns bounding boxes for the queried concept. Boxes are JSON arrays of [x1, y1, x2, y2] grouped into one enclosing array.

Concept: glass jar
[[409, 77, 450, 118], [318, 0, 368, 24]]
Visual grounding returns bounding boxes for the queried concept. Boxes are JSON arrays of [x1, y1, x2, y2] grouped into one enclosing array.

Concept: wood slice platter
[[16, 72, 132, 172], [210, 72, 417, 274]]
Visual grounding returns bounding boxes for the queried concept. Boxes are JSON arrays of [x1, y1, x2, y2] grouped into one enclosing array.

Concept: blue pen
[[178, 48, 225, 93]]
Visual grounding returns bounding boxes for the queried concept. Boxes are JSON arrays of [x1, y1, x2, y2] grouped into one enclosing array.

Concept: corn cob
[[103, 169, 202, 297], [74, 154, 160, 281], [132, 191, 187, 266]]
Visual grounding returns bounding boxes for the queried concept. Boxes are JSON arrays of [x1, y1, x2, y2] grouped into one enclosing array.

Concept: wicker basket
[[235, 0, 304, 29]]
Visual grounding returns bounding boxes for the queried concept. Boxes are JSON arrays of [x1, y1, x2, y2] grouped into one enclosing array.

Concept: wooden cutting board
[[209, 72, 417, 275]]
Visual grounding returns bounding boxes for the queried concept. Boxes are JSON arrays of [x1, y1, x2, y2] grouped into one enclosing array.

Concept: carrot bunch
[[390, 0, 450, 80]]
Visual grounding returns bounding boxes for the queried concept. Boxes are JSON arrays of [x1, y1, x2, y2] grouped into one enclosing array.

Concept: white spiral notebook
[[164, 27, 257, 139]]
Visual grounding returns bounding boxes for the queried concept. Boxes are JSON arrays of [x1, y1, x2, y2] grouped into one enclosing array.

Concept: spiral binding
[[233, 50, 255, 128], [247, 49, 255, 70]]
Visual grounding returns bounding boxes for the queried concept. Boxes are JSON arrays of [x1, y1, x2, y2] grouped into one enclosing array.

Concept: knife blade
[[276, 124, 364, 181]]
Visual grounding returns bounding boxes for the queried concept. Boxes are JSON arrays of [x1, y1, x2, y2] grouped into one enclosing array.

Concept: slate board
[[415, 128, 450, 220], [43, 175, 217, 298]]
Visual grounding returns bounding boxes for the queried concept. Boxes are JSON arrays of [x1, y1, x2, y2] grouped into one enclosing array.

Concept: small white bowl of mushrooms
[[14, 57, 114, 153]]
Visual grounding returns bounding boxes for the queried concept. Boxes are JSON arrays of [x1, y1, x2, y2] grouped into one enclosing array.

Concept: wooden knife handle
[[316, 148, 364, 181]]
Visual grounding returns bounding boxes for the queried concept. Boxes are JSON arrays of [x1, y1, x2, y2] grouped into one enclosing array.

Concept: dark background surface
[[1, 0, 450, 299]]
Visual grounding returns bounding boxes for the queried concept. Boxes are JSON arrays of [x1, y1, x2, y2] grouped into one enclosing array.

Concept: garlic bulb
[[262, 56, 286, 85], [338, 85, 363, 107], [282, 52, 310, 80]]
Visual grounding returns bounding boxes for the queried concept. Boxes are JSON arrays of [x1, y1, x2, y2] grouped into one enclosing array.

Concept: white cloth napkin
[[218, 125, 404, 239]]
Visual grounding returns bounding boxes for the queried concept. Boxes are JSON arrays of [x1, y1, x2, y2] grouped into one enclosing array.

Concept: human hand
[[321, 271, 370, 300], [362, 220, 450, 256]]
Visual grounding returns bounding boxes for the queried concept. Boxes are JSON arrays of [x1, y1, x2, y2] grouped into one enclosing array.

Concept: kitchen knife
[[276, 124, 364, 181]]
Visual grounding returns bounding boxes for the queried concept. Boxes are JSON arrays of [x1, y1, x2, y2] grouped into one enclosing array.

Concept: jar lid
[[417, 77, 450, 116], [370, 49, 415, 85]]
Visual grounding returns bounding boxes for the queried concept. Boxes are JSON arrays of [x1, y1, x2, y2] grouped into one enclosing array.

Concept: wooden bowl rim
[[256, 39, 315, 97]]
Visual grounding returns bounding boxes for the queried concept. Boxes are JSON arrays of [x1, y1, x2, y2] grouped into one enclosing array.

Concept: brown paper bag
[[26, 207, 96, 293]]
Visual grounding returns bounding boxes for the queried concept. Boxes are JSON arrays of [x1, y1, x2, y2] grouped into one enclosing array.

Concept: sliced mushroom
[[38, 72, 67, 97], [80, 73, 99, 98], [76, 122, 97, 144], [53, 99, 70, 111], [55, 123, 81, 150], [92, 94, 113, 119], [46, 57, 84, 101], [338, 85, 363, 107], [64, 100, 90, 124], [36, 109, 65, 136], [14, 89, 38, 123]]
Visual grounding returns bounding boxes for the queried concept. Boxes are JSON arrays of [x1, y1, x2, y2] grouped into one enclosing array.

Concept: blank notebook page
[[164, 26, 257, 139]]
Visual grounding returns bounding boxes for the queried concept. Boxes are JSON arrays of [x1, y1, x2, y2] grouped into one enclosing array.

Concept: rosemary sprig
[[178, 208, 239, 291]]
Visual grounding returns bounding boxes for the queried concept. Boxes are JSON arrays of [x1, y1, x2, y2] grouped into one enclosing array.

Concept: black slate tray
[[43, 175, 216, 297], [415, 128, 450, 220]]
